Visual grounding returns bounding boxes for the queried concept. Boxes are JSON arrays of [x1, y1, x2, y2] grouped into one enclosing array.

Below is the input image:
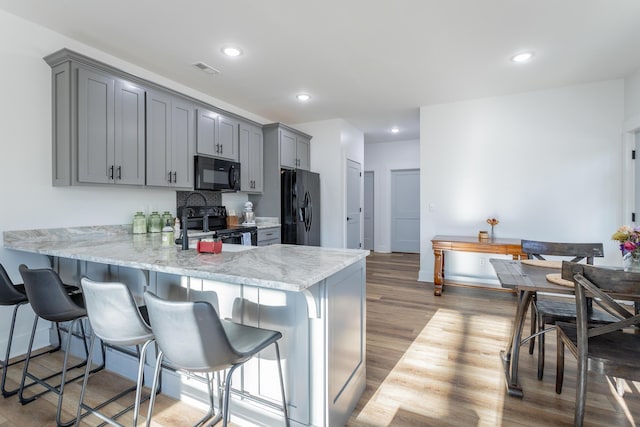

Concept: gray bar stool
[[144, 291, 289, 427], [75, 278, 155, 427], [0, 263, 82, 398], [18, 264, 100, 427]]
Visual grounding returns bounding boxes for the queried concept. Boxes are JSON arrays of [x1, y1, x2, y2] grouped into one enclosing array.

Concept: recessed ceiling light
[[222, 46, 243, 57], [193, 62, 220, 75], [391, 127, 400, 133], [296, 94, 311, 102], [511, 52, 534, 63]]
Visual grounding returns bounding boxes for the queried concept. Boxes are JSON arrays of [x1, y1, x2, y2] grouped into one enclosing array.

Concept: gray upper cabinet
[[45, 49, 268, 190], [252, 123, 313, 218], [196, 108, 238, 161], [49, 60, 145, 186], [146, 90, 195, 188], [239, 122, 263, 193], [280, 128, 310, 170]]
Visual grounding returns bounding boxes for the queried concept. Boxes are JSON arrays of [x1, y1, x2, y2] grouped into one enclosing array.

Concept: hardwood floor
[[1, 251, 639, 426]]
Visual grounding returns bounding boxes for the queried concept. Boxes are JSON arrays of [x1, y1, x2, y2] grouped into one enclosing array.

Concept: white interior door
[[346, 159, 361, 249], [364, 171, 374, 250], [391, 169, 420, 253]]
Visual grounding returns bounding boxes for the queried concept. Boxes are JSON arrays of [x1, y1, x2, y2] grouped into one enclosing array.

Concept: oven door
[[218, 230, 257, 246], [194, 156, 240, 192]]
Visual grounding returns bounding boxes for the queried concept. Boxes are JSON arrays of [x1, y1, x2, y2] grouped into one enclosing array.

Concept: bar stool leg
[[275, 342, 290, 427]]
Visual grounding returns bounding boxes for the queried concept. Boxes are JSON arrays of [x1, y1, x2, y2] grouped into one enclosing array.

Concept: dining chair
[[143, 291, 289, 427], [75, 278, 155, 427], [520, 240, 612, 380], [556, 261, 640, 427]]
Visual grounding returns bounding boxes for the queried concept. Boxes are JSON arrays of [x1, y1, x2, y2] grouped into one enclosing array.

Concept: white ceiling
[[1, 0, 640, 143]]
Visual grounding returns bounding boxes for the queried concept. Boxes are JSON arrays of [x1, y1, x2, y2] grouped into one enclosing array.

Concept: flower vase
[[623, 252, 640, 272], [490, 225, 495, 241]]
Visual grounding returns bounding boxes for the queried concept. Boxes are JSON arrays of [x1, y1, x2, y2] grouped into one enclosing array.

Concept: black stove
[[177, 205, 257, 245]]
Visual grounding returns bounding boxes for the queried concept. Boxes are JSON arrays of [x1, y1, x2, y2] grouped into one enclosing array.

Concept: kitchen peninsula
[[3, 225, 369, 427]]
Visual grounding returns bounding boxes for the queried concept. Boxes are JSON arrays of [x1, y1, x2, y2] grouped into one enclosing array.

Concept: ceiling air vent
[[193, 62, 220, 75]]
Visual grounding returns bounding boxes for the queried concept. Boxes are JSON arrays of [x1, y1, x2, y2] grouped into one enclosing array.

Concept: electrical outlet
[[479, 257, 487, 266]]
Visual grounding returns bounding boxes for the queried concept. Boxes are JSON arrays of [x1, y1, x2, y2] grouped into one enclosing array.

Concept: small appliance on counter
[[242, 201, 255, 225]]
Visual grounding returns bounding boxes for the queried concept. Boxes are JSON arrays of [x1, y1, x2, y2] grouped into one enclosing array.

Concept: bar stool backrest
[[80, 278, 153, 346], [144, 291, 238, 372], [18, 265, 85, 322], [0, 264, 25, 306]]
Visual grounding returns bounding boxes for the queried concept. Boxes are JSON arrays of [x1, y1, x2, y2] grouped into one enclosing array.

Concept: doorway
[[364, 171, 374, 250], [347, 159, 361, 249], [390, 169, 420, 253]]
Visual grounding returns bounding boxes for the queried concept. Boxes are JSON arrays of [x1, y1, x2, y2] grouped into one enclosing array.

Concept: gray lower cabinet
[[279, 127, 310, 170], [239, 122, 263, 193], [146, 90, 195, 188], [257, 227, 281, 246], [196, 108, 239, 161], [49, 62, 145, 186]]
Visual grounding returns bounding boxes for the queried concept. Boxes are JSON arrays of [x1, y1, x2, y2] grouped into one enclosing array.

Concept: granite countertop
[[255, 217, 280, 229], [3, 226, 368, 292]]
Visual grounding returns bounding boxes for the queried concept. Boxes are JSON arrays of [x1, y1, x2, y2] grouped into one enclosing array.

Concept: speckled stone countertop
[[3, 226, 369, 292]]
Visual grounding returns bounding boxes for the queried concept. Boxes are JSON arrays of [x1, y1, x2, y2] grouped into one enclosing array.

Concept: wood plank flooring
[[1, 251, 639, 426]]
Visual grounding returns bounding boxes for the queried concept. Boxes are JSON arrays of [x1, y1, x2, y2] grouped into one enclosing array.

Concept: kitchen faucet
[[180, 191, 208, 250]]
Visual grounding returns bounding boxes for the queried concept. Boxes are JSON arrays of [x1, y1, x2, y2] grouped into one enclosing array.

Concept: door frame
[[364, 170, 374, 250]]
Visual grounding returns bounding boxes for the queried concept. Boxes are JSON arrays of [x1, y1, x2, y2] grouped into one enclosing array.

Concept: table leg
[[433, 249, 444, 296], [500, 290, 533, 398]]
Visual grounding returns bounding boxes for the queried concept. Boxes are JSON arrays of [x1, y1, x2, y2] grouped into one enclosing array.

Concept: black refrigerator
[[281, 169, 321, 246]]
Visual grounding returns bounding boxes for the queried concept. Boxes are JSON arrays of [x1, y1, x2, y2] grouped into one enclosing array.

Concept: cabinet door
[[77, 67, 114, 184], [217, 115, 238, 161], [249, 126, 263, 192], [280, 129, 297, 169], [146, 90, 172, 186], [239, 122, 263, 193], [296, 136, 310, 170], [114, 80, 145, 185], [196, 108, 218, 157], [171, 99, 195, 188]]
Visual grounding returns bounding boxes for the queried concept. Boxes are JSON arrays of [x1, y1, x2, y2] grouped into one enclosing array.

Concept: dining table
[[490, 258, 573, 398]]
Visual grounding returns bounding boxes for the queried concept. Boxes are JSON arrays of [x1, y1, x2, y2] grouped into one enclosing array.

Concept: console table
[[431, 235, 525, 296]]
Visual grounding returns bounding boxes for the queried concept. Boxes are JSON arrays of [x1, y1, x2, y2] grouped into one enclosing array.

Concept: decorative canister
[[162, 211, 173, 228], [132, 212, 147, 234], [147, 211, 162, 233]]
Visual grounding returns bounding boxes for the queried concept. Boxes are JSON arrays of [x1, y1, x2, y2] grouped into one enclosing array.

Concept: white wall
[[624, 68, 640, 123], [0, 10, 267, 356], [364, 139, 420, 253], [295, 119, 364, 249], [419, 80, 625, 284]]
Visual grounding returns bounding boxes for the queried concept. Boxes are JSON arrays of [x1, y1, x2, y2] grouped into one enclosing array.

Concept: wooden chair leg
[[555, 333, 564, 394], [575, 352, 587, 427]]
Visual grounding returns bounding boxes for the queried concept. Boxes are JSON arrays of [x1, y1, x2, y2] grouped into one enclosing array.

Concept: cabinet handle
[[117, 166, 122, 180], [173, 171, 177, 183], [109, 165, 114, 180], [168, 171, 173, 183], [220, 145, 223, 154], [215, 143, 220, 154]]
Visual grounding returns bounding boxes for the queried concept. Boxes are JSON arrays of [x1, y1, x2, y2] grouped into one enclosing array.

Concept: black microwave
[[194, 155, 240, 192]]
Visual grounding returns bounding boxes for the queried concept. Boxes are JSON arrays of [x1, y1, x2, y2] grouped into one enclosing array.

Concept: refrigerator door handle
[[304, 191, 312, 232]]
